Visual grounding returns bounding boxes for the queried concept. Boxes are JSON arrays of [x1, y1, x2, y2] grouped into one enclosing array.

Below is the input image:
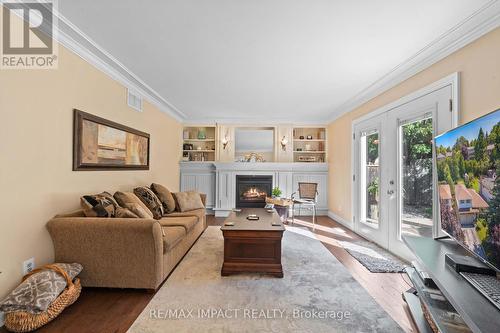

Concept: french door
[[353, 85, 455, 260]]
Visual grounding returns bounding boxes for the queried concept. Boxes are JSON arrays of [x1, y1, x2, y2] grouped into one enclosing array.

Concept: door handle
[[387, 190, 394, 195]]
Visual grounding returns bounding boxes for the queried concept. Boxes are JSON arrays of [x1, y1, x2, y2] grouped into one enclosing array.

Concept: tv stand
[[402, 235, 500, 333], [433, 235, 450, 240]]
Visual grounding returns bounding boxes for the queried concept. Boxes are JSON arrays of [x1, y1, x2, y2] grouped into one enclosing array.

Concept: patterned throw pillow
[[150, 183, 176, 213], [80, 192, 116, 217], [133, 187, 164, 219]]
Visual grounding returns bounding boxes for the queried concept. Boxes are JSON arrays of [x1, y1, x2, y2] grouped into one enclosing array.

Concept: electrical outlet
[[22, 257, 35, 275]]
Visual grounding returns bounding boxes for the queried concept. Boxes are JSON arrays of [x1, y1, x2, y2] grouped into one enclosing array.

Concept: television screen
[[435, 108, 500, 272]]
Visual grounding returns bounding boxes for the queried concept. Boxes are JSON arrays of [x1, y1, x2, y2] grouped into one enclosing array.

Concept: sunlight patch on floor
[[285, 225, 343, 247], [289, 218, 352, 239], [338, 241, 388, 260]]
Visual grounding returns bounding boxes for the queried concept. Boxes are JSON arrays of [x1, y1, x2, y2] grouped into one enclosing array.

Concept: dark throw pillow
[[80, 192, 116, 217], [133, 187, 164, 219], [150, 183, 176, 213]]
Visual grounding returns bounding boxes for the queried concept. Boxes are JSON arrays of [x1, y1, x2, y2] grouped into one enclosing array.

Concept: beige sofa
[[46, 195, 207, 291]]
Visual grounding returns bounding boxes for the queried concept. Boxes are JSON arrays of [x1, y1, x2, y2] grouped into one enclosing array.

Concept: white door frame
[[386, 86, 453, 259], [353, 116, 389, 247], [350, 73, 460, 247]]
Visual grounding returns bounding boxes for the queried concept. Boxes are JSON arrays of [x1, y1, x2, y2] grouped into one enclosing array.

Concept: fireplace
[[235, 175, 273, 208]]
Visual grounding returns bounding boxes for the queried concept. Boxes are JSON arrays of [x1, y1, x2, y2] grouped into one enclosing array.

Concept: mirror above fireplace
[[235, 127, 275, 162]]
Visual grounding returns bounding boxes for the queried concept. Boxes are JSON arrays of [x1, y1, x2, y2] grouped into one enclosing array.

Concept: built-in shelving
[[183, 150, 215, 153], [293, 139, 326, 142], [292, 127, 327, 162], [182, 126, 216, 162], [181, 125, 327, 163]]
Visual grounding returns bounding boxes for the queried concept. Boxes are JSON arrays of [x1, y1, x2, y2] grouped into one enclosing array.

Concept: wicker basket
[[4, 264, 82, 333]]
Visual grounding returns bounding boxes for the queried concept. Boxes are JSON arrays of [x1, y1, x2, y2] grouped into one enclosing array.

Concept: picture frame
[[73, 109, 150, 171]]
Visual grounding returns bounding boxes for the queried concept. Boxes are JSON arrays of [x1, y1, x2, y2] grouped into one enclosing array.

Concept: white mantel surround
[[179, 162, 328, 217]]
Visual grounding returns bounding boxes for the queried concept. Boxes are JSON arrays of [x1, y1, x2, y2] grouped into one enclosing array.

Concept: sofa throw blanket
[[0, 263, 82, 314]]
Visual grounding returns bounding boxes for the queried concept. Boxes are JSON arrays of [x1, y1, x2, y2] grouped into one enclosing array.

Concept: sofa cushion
[[151, 183, 176, 213], [162, 226, 186, 253], [114, 191, 153, 219], [134, 187, 164, 220], [163, 208, 205, 224], [158, 216, 198, 232], [80, 192, 116, 217], [172, 191, 204, 212]]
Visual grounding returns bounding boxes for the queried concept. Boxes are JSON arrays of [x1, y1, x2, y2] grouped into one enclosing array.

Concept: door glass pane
[[361, 131, 380, 227], [400, 117, 433, 237]]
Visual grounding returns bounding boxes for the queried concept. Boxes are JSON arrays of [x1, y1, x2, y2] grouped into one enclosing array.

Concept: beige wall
[[328, 27, 500, 222], [0, 45, 182, 299]]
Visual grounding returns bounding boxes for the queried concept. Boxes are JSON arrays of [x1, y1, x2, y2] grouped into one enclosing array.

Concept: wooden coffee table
[[220, 208, 285, 278]]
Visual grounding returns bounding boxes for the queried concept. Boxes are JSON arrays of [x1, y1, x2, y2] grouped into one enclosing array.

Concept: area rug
[[338, 239, 408, 273], [128, 226, 403, 333]]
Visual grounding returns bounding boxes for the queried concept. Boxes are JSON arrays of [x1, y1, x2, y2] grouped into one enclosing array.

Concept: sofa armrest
[[199, 193, 207, 207], [46, 217, 163, 290]]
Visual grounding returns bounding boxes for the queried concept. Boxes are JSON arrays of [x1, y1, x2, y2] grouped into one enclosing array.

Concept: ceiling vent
[[127, 88, 143, 112]]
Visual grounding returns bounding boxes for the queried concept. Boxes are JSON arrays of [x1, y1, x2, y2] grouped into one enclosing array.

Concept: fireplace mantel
[[212, 162, 328, 172], [180, 162, 328, 217]]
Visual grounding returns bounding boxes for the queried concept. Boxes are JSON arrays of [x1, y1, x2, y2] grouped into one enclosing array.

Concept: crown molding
[[6, 0, 186, 121], [183, 116, 330, 126], [327, 0, 500, 123], [11, 1, 499, 125], [12, 1, 184, 122]]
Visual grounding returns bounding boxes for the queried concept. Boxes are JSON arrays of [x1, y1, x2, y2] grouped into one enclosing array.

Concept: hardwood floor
[[1, 215, 416, 333]]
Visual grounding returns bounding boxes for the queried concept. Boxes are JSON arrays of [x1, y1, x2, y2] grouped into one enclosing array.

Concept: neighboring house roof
[[467, 188, 489, 209], [455, 184, 472, 201], [439, 184, 452, 200]]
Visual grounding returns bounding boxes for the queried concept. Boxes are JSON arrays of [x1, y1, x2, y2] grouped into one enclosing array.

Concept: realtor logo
[[1, 0, 58, 69]]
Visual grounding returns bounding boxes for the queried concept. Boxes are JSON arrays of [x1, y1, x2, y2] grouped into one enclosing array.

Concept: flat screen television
[[435, 108, 500, 272]]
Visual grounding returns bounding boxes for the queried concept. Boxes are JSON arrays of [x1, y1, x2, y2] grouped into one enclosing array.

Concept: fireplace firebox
[[236, 175, 273, 208]]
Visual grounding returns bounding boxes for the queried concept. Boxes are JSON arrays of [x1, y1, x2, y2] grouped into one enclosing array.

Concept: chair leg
[[312, 205, 316, 229]]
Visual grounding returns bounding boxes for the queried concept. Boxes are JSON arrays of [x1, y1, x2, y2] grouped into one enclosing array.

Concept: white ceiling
[[58, 0, 493, 123]]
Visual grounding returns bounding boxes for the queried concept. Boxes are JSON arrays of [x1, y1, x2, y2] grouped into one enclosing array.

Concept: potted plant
[[367, 178, 379, 220], [272, 187, 282, 198]]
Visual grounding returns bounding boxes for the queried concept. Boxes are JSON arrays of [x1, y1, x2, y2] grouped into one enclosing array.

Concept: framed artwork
[[73, 109, 150, 171]]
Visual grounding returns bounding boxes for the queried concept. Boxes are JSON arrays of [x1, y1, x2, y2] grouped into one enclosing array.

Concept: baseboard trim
[[327, 211, 354, 230]]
